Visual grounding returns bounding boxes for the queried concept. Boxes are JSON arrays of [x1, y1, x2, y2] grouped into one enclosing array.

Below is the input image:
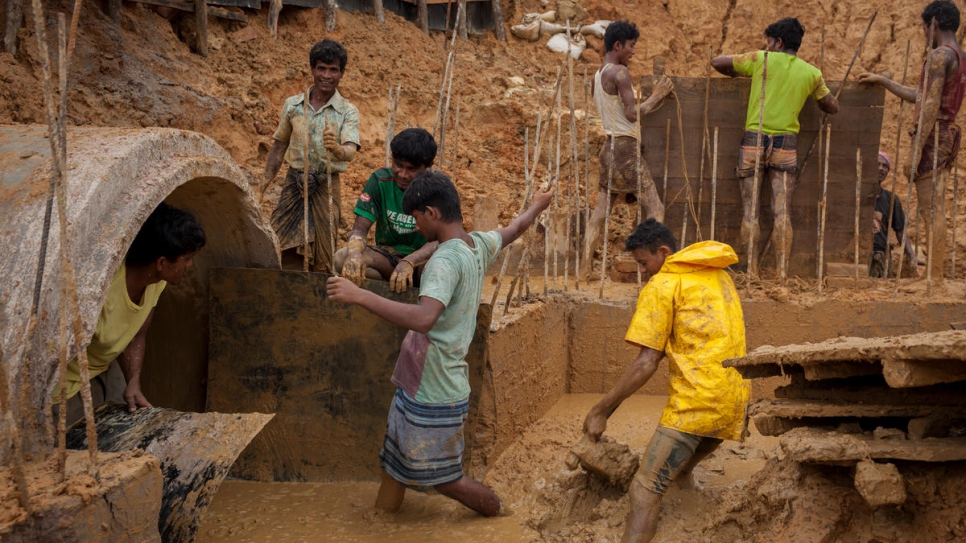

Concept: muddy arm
[[326, 276, 445, 334], [857, 72, 917, 103], [261, 139, 289, 194], [495, 187, 554, 248], [583, 346, 662, 440], [711, 55, 741, 77], [117, 308, 155, 412]]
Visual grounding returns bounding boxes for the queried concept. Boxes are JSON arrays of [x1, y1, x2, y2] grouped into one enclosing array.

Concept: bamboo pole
[[885, 40, 911, 279], [492, 124, 534, 309], [385, 86, 395, 168], [635, 82, 644, 288], [583, 69, 592, 278], [927, 125, 939, 294], [417, 0, 429, 33], [451, 95, 461, 182], [457, 0, 467, 41], [438, 19, 461, 167], [67, 0, 83, 61], [818, 124, 831, 294], [195, 0, 208, 57], [433, 14, 462, 144], [567, 25, 580, 291], [711, 127, 719, 240], [29, 0, 100, 476], [552, 81, 562, 291], [799, 12, 878, 179], [491, 0, 506, 41], [302, 92, 311, 272], [748, 52, 768, 280], [953, 161, 959, 279], [854, 148, 862, 286], [896, 23, 936, 290], [544, 120, 553, 296], [4, 0, 24, 55], [696, 46, 713, 241], [373, 0, 384, 24], [326, 115, 337, 275], [662, 119, 670, 203], [599, 135, 615, 299]]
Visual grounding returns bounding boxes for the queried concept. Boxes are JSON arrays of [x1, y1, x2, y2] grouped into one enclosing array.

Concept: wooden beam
[[748, 398, 966, 420], [882, 358, 966, 388], [417, 0, 428, 33], [108, 0, 122, 22], [781, 427, 966, 463], [195, 0, 208, 57], [4, 0, 24, 55], [802, 361, 882, 381], [126, 0, 247, 21]]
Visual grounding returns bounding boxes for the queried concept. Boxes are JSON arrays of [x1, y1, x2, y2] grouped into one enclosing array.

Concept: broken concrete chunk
[[854, 459, 906, 507]]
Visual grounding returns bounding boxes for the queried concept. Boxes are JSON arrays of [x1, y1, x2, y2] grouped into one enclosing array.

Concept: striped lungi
[[379, 388, 469, 491]]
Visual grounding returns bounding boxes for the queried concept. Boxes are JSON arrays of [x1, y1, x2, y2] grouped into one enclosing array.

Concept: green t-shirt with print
[[353, 168, 427, 255]]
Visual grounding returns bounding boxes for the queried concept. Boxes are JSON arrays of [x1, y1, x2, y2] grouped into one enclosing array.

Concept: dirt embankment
[[5, 0, 965, 260]]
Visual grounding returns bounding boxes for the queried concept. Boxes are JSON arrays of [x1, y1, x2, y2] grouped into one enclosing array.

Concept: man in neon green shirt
[[712, 18, 839, 274], [54, 203, 206, 424]]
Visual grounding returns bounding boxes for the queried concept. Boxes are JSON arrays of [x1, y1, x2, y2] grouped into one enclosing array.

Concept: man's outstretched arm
[[583, 345, 663, 441], [495, 187, 555, 248], [326, 278, 446, 334], [711, 55, 740, 77], [856, 72, 918, 103]]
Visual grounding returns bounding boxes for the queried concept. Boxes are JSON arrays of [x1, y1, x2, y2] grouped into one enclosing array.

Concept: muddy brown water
[[197, 394, 776, 542]]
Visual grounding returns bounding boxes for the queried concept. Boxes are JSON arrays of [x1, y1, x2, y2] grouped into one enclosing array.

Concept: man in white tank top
[[579, 20, 673, 281]]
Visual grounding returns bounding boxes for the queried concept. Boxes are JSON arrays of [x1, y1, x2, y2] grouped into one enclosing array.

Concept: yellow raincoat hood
[[660, 241, 738, 274]]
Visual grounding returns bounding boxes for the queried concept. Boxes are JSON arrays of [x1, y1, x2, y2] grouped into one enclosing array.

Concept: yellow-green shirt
[[625, 241, 750, 441], [55, 263, 166, 400], [273, 87, 361, 173], [733, 51, 830, 135]]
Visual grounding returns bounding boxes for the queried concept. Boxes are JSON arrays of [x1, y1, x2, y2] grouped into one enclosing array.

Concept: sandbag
[[546, 32, 586, 60], [579, 20, 611, 39], [511, 18, 541, 41]]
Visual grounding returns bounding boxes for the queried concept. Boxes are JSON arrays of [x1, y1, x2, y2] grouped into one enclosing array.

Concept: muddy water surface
[[197, 394, 776, 542]]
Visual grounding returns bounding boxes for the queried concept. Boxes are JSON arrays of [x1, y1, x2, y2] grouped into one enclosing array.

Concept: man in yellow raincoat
[[582, 218, 750, 543]]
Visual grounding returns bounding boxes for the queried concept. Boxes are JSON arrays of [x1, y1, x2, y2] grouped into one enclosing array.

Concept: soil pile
[[3, 0, 963, 263]]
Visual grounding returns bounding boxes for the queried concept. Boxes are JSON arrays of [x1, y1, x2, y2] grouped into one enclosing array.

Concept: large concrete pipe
[[0, 125, 279, 461]]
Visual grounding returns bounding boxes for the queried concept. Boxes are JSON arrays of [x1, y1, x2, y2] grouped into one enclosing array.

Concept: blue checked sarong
[[379, 388, 469, 491]]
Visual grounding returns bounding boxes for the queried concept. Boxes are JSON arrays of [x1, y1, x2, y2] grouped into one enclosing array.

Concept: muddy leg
[[578, 189, 617, 280], [375, 470, 406, 513], [769, 169, 798, 275], [639, 162, 665, 223], [915, 170, 949, 281], [622, 480, 662, 543], [738, 175, 760, 273], [676, 439, 722, 491], [435, 475, 502, 517]]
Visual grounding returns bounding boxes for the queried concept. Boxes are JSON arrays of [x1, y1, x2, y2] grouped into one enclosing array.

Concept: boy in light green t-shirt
[[327, 171, 553, 517], [711, 17, 839, 275]]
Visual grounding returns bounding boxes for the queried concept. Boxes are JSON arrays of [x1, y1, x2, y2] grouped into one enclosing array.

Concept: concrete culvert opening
[[0, 125, 278, 460]]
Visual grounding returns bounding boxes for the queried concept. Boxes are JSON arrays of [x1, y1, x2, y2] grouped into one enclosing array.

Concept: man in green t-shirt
[[334, 128, 438, 293], [711, 18, 839, 275]]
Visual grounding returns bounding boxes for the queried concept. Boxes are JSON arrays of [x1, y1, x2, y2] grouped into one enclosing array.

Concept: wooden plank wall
[[639, 77, 885, 276]]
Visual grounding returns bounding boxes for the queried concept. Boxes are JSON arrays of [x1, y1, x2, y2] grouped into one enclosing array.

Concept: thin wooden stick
[[196, 0, 208, 57], [780, 171, 788, 285], [544, 121, 553, 295], [711, 127, 719, 240], [854, 148, 862, 286], [325, 112, 336, 274], [67, 0, 83, 60], [433, 14, 461, 143], [635, 81, 643, 288], [885, 40, 911, 278], [302, 91, 311, 272], [953, 161, 959, 279], [491, 0, 505, 41], [818, 124, 831, 294], [748, 52, 768, 281], [451, 95, 461, 182], [599, 135, 615, 299], [552, 81, 562, 290], [567, 29, 580, 291], [696, 46, 713, 241], [438, 36, 459, 166], [927, 124, 939, 294], [583, 69, 592, 277], [896, 23, 936, 290], [385, 86, 395, 168], [373, 0, 384, 24], [662, 119, 670, 203]]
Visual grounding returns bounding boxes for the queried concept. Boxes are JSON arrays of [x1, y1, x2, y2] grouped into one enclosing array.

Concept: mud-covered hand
[[323, 125, 350, 161], [582, 408, 607, 443], [653, 75, 674, 99], [123, 381, 153, 413], [531, 185, 556, 213], [856, 72, 886, 86], [343, 237, 367, 286], [327, 276, 364, 305], [390, 259, 415, 294]]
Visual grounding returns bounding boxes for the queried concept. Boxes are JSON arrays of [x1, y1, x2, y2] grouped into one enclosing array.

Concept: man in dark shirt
[[871, 151, 917, 278]]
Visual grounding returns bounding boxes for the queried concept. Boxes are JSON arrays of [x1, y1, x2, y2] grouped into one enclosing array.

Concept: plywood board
[[639, 77, 885, 276], [206, 268, 491, 482]]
